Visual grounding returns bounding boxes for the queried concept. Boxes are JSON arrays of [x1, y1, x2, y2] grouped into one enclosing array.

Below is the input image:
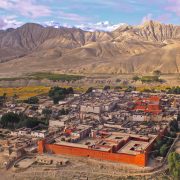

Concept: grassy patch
[[0, 72, 84, 82], [29, 72, 84, 81], [0, 77, 28, 81], [141, 76, 164, 83]]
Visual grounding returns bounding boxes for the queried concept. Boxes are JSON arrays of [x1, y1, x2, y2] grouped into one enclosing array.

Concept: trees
[[167, 86, 180, 94], [42, 108, 52, 116], [86, 87, 93, 94], [178, 113, 180, 121], [168, 152, 180, 180], [53, 96, 63, 104], [0, 93, 7, 105], [132, 76, 140, 81], [24, 97, 39, 104], [0, 112, 43, 129], [48, 86, 74, 104], [59, 108, 69, 115], [160, 144, 168, 157], [66, 87, 74, 94], [116, 79, 121, 83], [153, 70, 161, 76], [151, 131, 176, 158], [24, 118, 40, 128], [125, 86, 136, 92], [103, 86, 111, 91], [3, 93, 7, 99], [0, 112, 20, 129], [114, 86, 122, 92], [169, 120, 179, 132]]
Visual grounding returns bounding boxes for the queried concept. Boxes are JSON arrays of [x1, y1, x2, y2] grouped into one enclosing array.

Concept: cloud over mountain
[[0, 16, 23, 30], [76, 21, 127, 32], [43, 21, 126, 32]]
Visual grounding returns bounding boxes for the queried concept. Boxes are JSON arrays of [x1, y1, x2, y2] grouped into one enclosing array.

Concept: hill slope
[[0, 21, 180, 77]]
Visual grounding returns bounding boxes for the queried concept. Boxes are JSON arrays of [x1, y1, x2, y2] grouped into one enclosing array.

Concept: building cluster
[[0, 89, 179, 168], [0, 130, 38, 168], [38, 90, 180, 167]]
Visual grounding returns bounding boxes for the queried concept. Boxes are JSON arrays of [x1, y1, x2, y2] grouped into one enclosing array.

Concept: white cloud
[[141, 13, 153, 24], [0, 16, 23, 30], [58, 11, 89, 23], [44, 21, 72, 28], [0, 0, 51, 18], [76, 21, 127, 32], [44, 21, 126, 32], [0, 19, 6, 29]]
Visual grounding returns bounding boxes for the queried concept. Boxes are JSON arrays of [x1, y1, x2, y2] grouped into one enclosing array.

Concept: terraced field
[[0, 86, 50, 100]]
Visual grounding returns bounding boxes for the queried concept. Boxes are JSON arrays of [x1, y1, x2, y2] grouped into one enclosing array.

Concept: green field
[[0, 72, 84, 82], [29, 72, 84, 81]]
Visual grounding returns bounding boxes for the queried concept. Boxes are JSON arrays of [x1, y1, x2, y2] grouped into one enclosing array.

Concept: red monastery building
[[134, 96, 161, 114]]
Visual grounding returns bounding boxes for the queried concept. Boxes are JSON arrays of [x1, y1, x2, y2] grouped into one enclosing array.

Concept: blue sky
[[0, 0, 179, 31]]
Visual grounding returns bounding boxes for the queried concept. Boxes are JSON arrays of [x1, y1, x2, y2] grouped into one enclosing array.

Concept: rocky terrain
[[0, 20, 180, 77]]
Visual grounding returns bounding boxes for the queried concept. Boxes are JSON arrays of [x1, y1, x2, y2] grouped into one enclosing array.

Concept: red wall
[[37, 127, 168, 167], [38, 141, 147, 167]]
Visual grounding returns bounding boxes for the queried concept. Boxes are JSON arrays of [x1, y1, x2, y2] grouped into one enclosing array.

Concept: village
[[0, 87, 179, 179]]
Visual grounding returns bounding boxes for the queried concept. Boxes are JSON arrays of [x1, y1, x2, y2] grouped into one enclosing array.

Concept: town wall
[[38, 141, 147, 166]]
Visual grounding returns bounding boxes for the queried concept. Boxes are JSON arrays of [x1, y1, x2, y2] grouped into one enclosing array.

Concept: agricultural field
[[0, 86, 89, 100], [0, 86, 51, 100], [0, 72, 84, 82], [28, 72, 84, 81], [136, 85, 170, 92]]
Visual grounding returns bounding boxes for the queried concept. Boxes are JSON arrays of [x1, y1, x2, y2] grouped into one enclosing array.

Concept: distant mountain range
[[0, 20, 180, 77]]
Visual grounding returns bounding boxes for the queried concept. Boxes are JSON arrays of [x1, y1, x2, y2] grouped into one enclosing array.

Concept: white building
[[31, 130, 48, 138]]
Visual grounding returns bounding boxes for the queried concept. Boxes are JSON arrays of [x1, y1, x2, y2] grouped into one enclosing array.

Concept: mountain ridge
[[0, 20, 180, 77]]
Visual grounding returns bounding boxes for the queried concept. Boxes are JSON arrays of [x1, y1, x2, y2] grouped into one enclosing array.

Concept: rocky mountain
[[0, 20, 180, 77]]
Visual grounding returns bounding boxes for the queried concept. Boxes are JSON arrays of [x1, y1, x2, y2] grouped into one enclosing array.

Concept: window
[[115, 137, 122, 139], [134, 144, 140, 147]]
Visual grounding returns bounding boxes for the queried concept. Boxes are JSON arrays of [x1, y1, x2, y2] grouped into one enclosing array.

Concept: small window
[[134, 144, 140, 147], [115, 137, 122, 139]]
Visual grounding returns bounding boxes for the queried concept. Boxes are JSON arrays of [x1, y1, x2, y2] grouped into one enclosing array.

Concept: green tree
[[177, 113, 180, 122], [160, 144, 168, 157], [103, 86, 111, 91], [13, 94, 18, 99], [59, 108, 69, 115], [3, 93, 7, 99], [48, 86, 73, 104], [0, 112, 20, 129], [132, 76, 140, 81], [116, 79, 121, 83], [24, 96, 39, 104], [168, 152, 180, 180], [24, 118, 40, 128], [86, 87, 93, 94], [153, 70, 161, 76], [167, 86, 180, 94], [0, 112, 44, 130], [169, 120, 179, 132], [42, 108, 52, 116], [66, 87, 74, 94]]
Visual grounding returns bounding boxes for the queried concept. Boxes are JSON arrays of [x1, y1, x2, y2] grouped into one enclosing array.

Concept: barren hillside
[[0, 20, 180, 77]]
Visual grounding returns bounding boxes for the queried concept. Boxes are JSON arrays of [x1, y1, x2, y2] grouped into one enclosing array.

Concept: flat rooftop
[[105, 134, 129, 142], [55, 139, 111, 152], [55, 141, 88, 149], [117, 140, 150, 155]]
